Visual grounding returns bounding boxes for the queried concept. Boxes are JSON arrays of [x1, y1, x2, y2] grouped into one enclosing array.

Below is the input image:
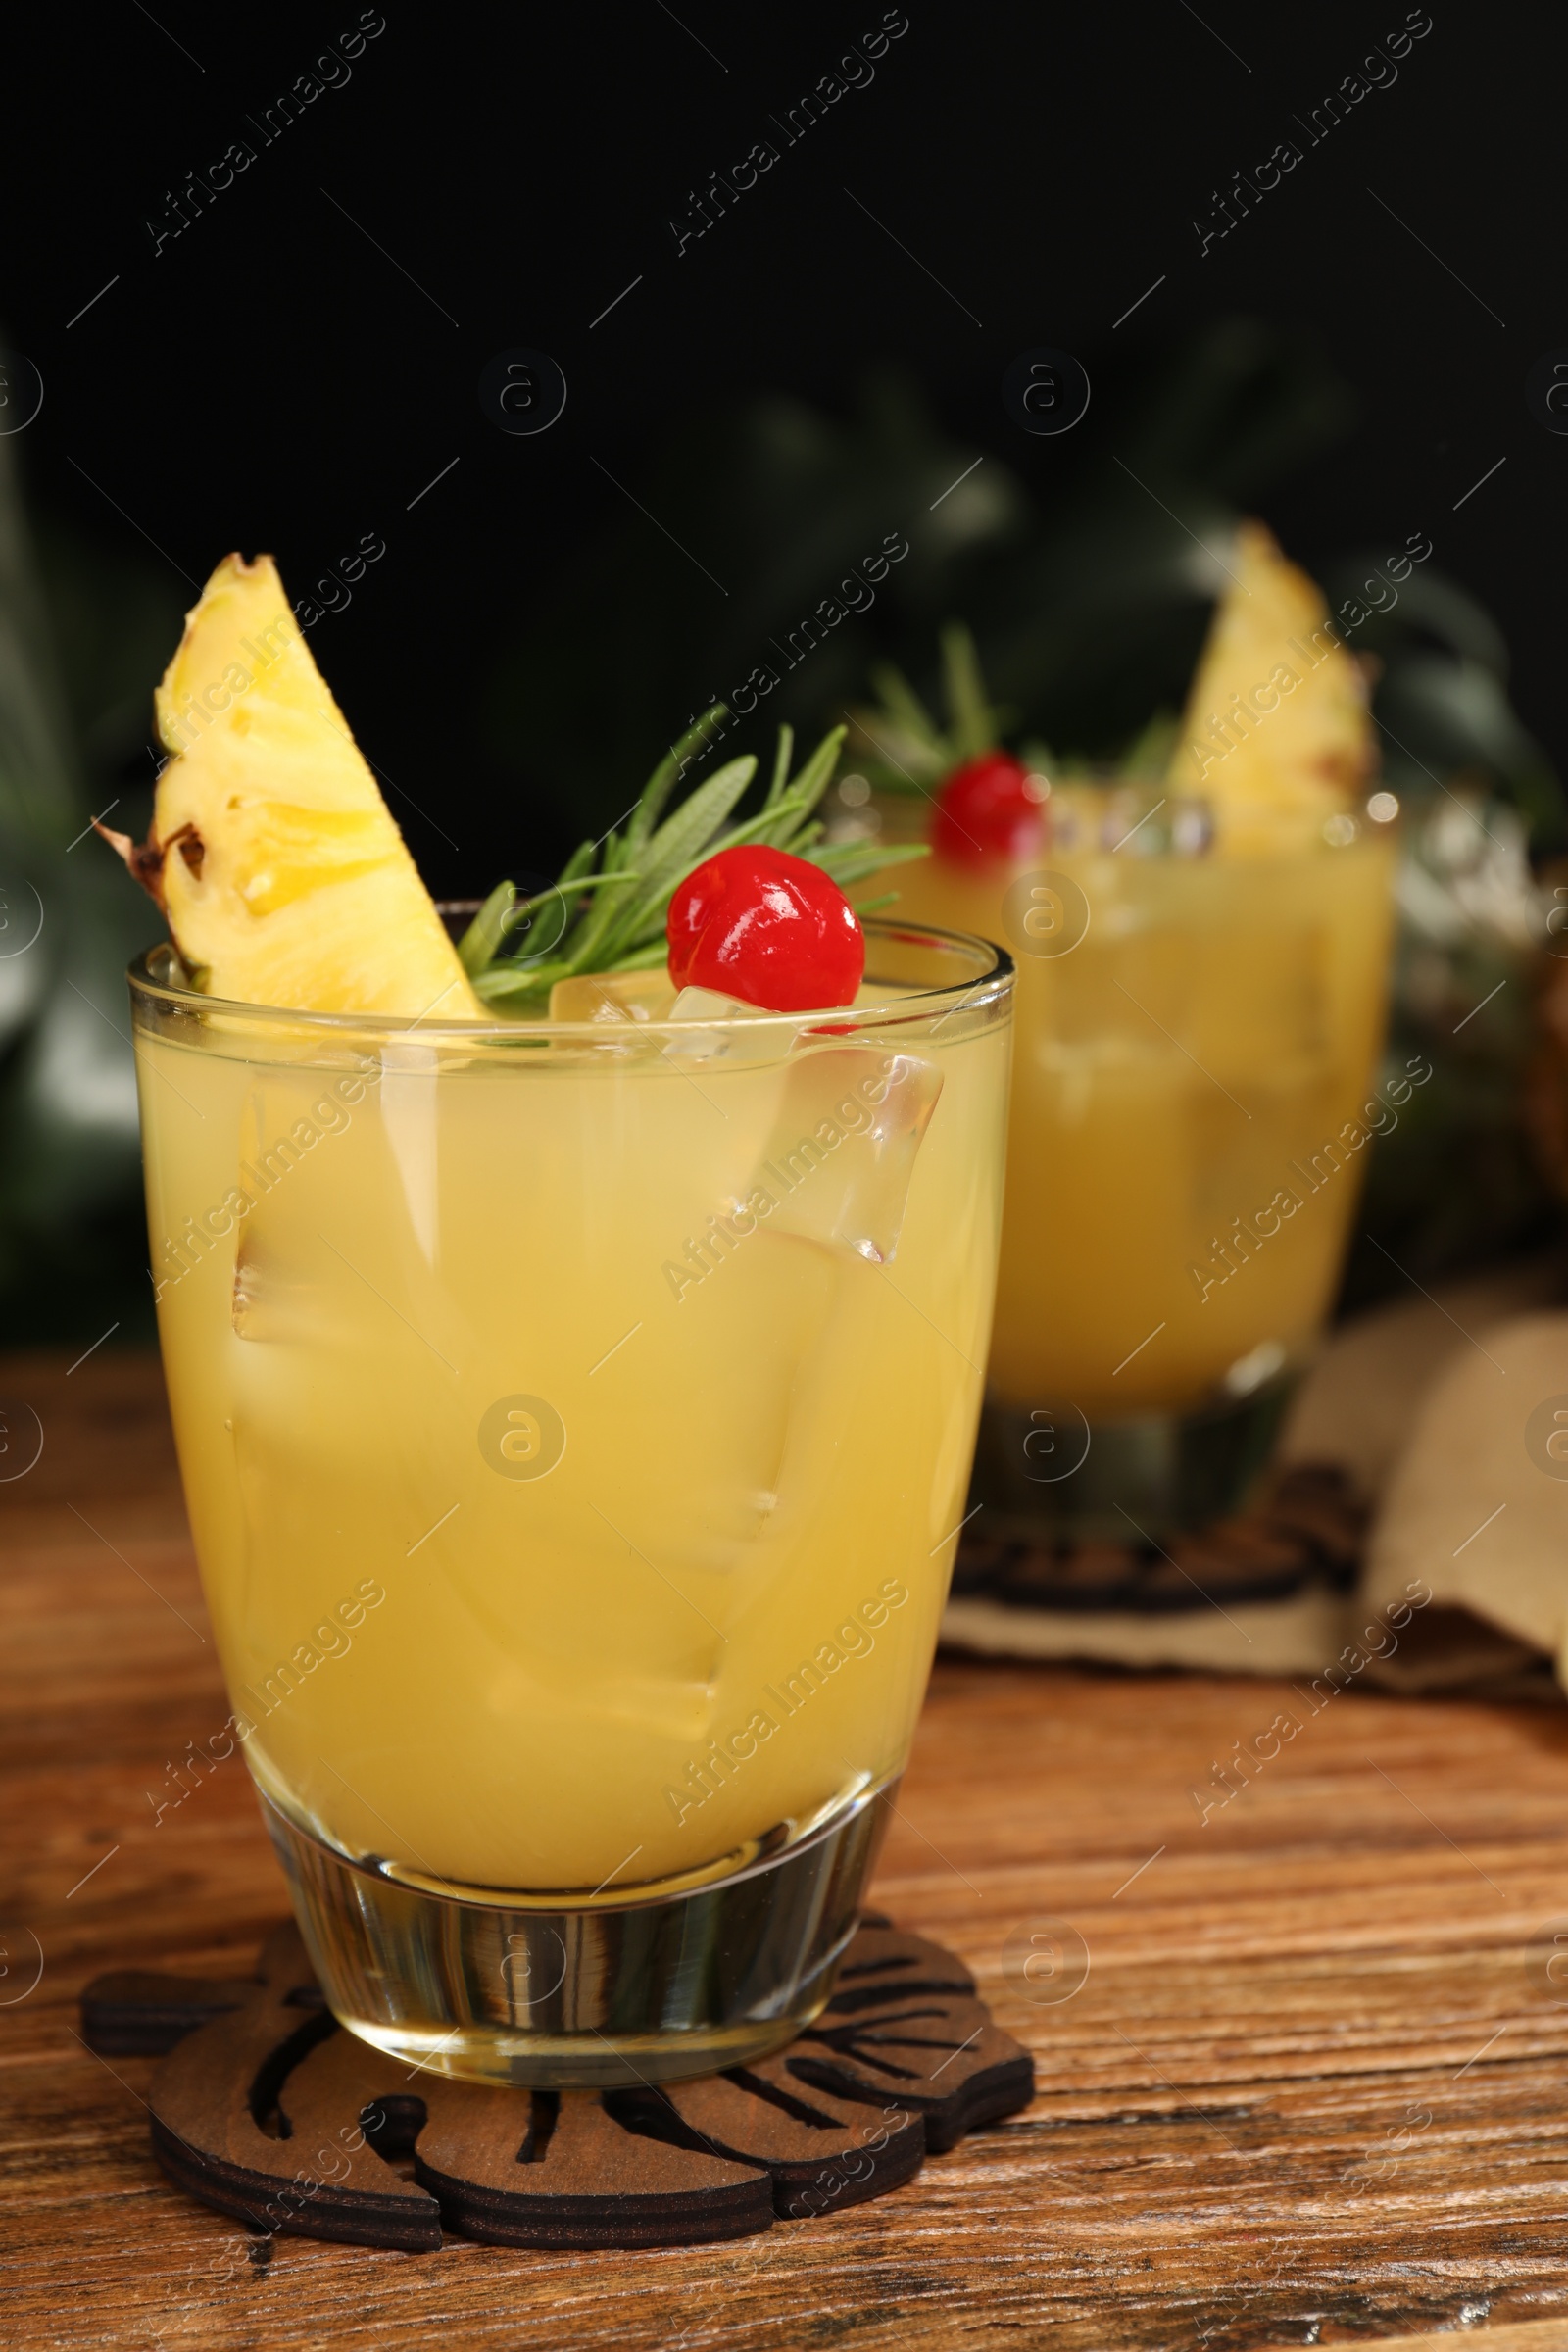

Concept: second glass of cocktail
[[847, 524, 1399, 1540]]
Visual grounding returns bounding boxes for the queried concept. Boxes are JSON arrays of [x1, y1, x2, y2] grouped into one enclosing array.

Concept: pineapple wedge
[[1166, 521, 1372, 849], [107, 554, 480, 1019]]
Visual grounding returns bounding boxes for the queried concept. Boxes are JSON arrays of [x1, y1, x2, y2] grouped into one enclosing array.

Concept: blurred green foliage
[[0, 419, 183, 1344], [488, 319, 1559, 843], [488, 318, 1563, 1307], [0, 320, 1558, 1341]]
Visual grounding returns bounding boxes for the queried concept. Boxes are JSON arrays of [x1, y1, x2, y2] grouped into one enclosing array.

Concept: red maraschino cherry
[[667, 845, 864, 1012], [933, 750, 1047, 867]]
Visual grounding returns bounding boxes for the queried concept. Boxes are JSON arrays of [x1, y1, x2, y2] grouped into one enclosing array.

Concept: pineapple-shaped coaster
[[80, 1916, 1033, 2250], [948, 1462, 1366, 1630]]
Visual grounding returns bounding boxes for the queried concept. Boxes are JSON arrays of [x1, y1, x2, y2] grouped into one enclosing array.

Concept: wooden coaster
[[950, 1460, 1367, 1617], [79, 1916, 1033, 2252]]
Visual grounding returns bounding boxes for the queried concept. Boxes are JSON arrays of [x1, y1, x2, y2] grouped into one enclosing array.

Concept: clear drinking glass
[[858, 784, 1397, 1538], [128, 919, 1012, 2085]]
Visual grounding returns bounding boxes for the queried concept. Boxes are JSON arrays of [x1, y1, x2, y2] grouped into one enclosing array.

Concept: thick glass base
[[260, 1778, 894, 2088], [970, 1371, 1298, 1544]]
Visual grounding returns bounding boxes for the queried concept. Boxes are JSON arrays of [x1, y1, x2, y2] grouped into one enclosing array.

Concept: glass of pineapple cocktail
[[883, 794, 1395, 1537], [851, 526, 1398, 1540], [120, 557, 1012, 2087]]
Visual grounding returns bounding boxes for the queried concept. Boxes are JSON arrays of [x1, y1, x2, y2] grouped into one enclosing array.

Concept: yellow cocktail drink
[[115, 549, 1007, 2085], [844, 521, 1399, 1531], [131, 924, 1009, 2025], [881, 796, 1396, 1427]]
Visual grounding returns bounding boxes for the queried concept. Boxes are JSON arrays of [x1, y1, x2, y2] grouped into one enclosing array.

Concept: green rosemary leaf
[[785, 726, 846, 818], [585, 753, 761, 973], [457, 880, 519, 975], [605, 939, 672, 974], [867, 660, 942, 749], [622, 729, 847, 919], [472, 960, 567, 1004], [481, 870, 640, 944], [627, 707, 728, 852], [765, 723, 794, 807], [807, 840, 930, 888], [848, 713, 938, 796], [561, 833, 638, 973], [941, 620, 994, 762], [596, 900, 676, 957], [714, 788, 816, 858], [467, 715, 859, 1005], [1120, 710, 1179, 778], [498, 870, 638, 980], [856, 764, 927, 797], [634, 755, 758, 903]]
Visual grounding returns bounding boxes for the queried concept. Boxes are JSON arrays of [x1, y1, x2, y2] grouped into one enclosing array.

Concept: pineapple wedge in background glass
[[847, 526, 1397, 1540], [1165, 520, 1373, 850], [110, 559, 1013, 2086]]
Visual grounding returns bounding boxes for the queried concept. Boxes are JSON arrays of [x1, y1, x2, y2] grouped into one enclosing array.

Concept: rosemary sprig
[[462, 710, 928, 1006], [849, 620, 1018, 794], [848, 618, 1180, 793]]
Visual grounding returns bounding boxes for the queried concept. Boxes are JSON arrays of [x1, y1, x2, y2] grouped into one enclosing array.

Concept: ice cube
[[549, 970, 677, 1023], [662, 986, 802, 1064], [610, 1232, 840, 1579], [379, 1042, 439, 1266], [231, 1226, 322, 1343], [668, 986, 760, 1021], [740, 1046, 943, 1263]]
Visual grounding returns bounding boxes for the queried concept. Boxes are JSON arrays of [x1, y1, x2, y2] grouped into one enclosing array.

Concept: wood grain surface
[[8, 1348, 1568, 2350]]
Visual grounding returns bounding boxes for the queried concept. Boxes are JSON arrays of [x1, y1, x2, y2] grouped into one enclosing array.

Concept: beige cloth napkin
[[1361, 1301, 1568, 1678], [941, 1257, 1568, 1687]]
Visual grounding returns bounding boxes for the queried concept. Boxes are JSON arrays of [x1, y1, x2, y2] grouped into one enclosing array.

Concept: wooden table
[[9, 1350, 1568, 2351]]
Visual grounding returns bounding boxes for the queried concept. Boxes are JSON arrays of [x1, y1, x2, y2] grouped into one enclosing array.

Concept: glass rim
[[865, 778, 1402, 859], [125, 914, 1014, 1042]]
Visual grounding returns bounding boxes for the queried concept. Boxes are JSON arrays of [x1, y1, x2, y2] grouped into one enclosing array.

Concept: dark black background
[[2, 0, 1554, 891]]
